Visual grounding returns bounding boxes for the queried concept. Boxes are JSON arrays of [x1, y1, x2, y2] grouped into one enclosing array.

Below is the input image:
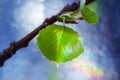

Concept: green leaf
[[57, 11, 82, 23], [36, 24, 84, 64], [86, 1, 98, 13], [81, 5, 98, 24], [58, 13, 73, 21], [80, 0, 86, 10]]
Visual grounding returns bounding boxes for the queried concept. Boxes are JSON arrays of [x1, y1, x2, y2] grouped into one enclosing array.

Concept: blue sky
[[0, 0, 119, 80]]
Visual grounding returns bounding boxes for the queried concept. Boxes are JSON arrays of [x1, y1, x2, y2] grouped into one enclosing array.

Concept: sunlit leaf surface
[[81, 5, 98, 24], [36, 24, 84, 63]]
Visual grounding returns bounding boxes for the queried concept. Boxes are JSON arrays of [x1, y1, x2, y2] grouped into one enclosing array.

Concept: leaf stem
[[63, 17, 66, 26]]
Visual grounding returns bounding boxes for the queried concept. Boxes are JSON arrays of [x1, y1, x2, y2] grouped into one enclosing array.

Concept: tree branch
[[0, 0, 95, 67]]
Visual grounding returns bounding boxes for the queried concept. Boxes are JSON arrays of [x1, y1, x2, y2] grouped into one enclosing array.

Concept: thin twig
[[0, 0, 95, 67]]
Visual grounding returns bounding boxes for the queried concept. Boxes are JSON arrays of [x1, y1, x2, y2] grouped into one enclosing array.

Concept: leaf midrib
[[56, 26, 65, 62]]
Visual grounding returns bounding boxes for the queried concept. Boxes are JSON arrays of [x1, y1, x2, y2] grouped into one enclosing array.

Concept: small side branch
[[0, 0, 95, 67]]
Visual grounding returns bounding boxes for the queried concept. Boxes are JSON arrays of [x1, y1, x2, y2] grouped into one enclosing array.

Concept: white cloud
[[12, 0, 64, 38], [7, 0, 118, 80], [13, 0, 45, 38]]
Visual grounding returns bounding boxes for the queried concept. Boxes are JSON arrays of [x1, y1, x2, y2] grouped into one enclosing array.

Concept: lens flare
[[48, 46, 117, 80], [70, 58, 103, 78]]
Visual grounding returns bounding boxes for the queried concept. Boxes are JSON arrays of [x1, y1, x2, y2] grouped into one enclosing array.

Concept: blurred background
[[0, 0, 120, 80]]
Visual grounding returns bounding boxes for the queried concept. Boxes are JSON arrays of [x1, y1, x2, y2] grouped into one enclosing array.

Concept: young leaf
[[57, 11, 83, 24], [80, 0, 86, 10], [81, 5, 98, 24], [36, 24, 84, 64], [86, 1, 98, 13], [79, 1, 98, 24]]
